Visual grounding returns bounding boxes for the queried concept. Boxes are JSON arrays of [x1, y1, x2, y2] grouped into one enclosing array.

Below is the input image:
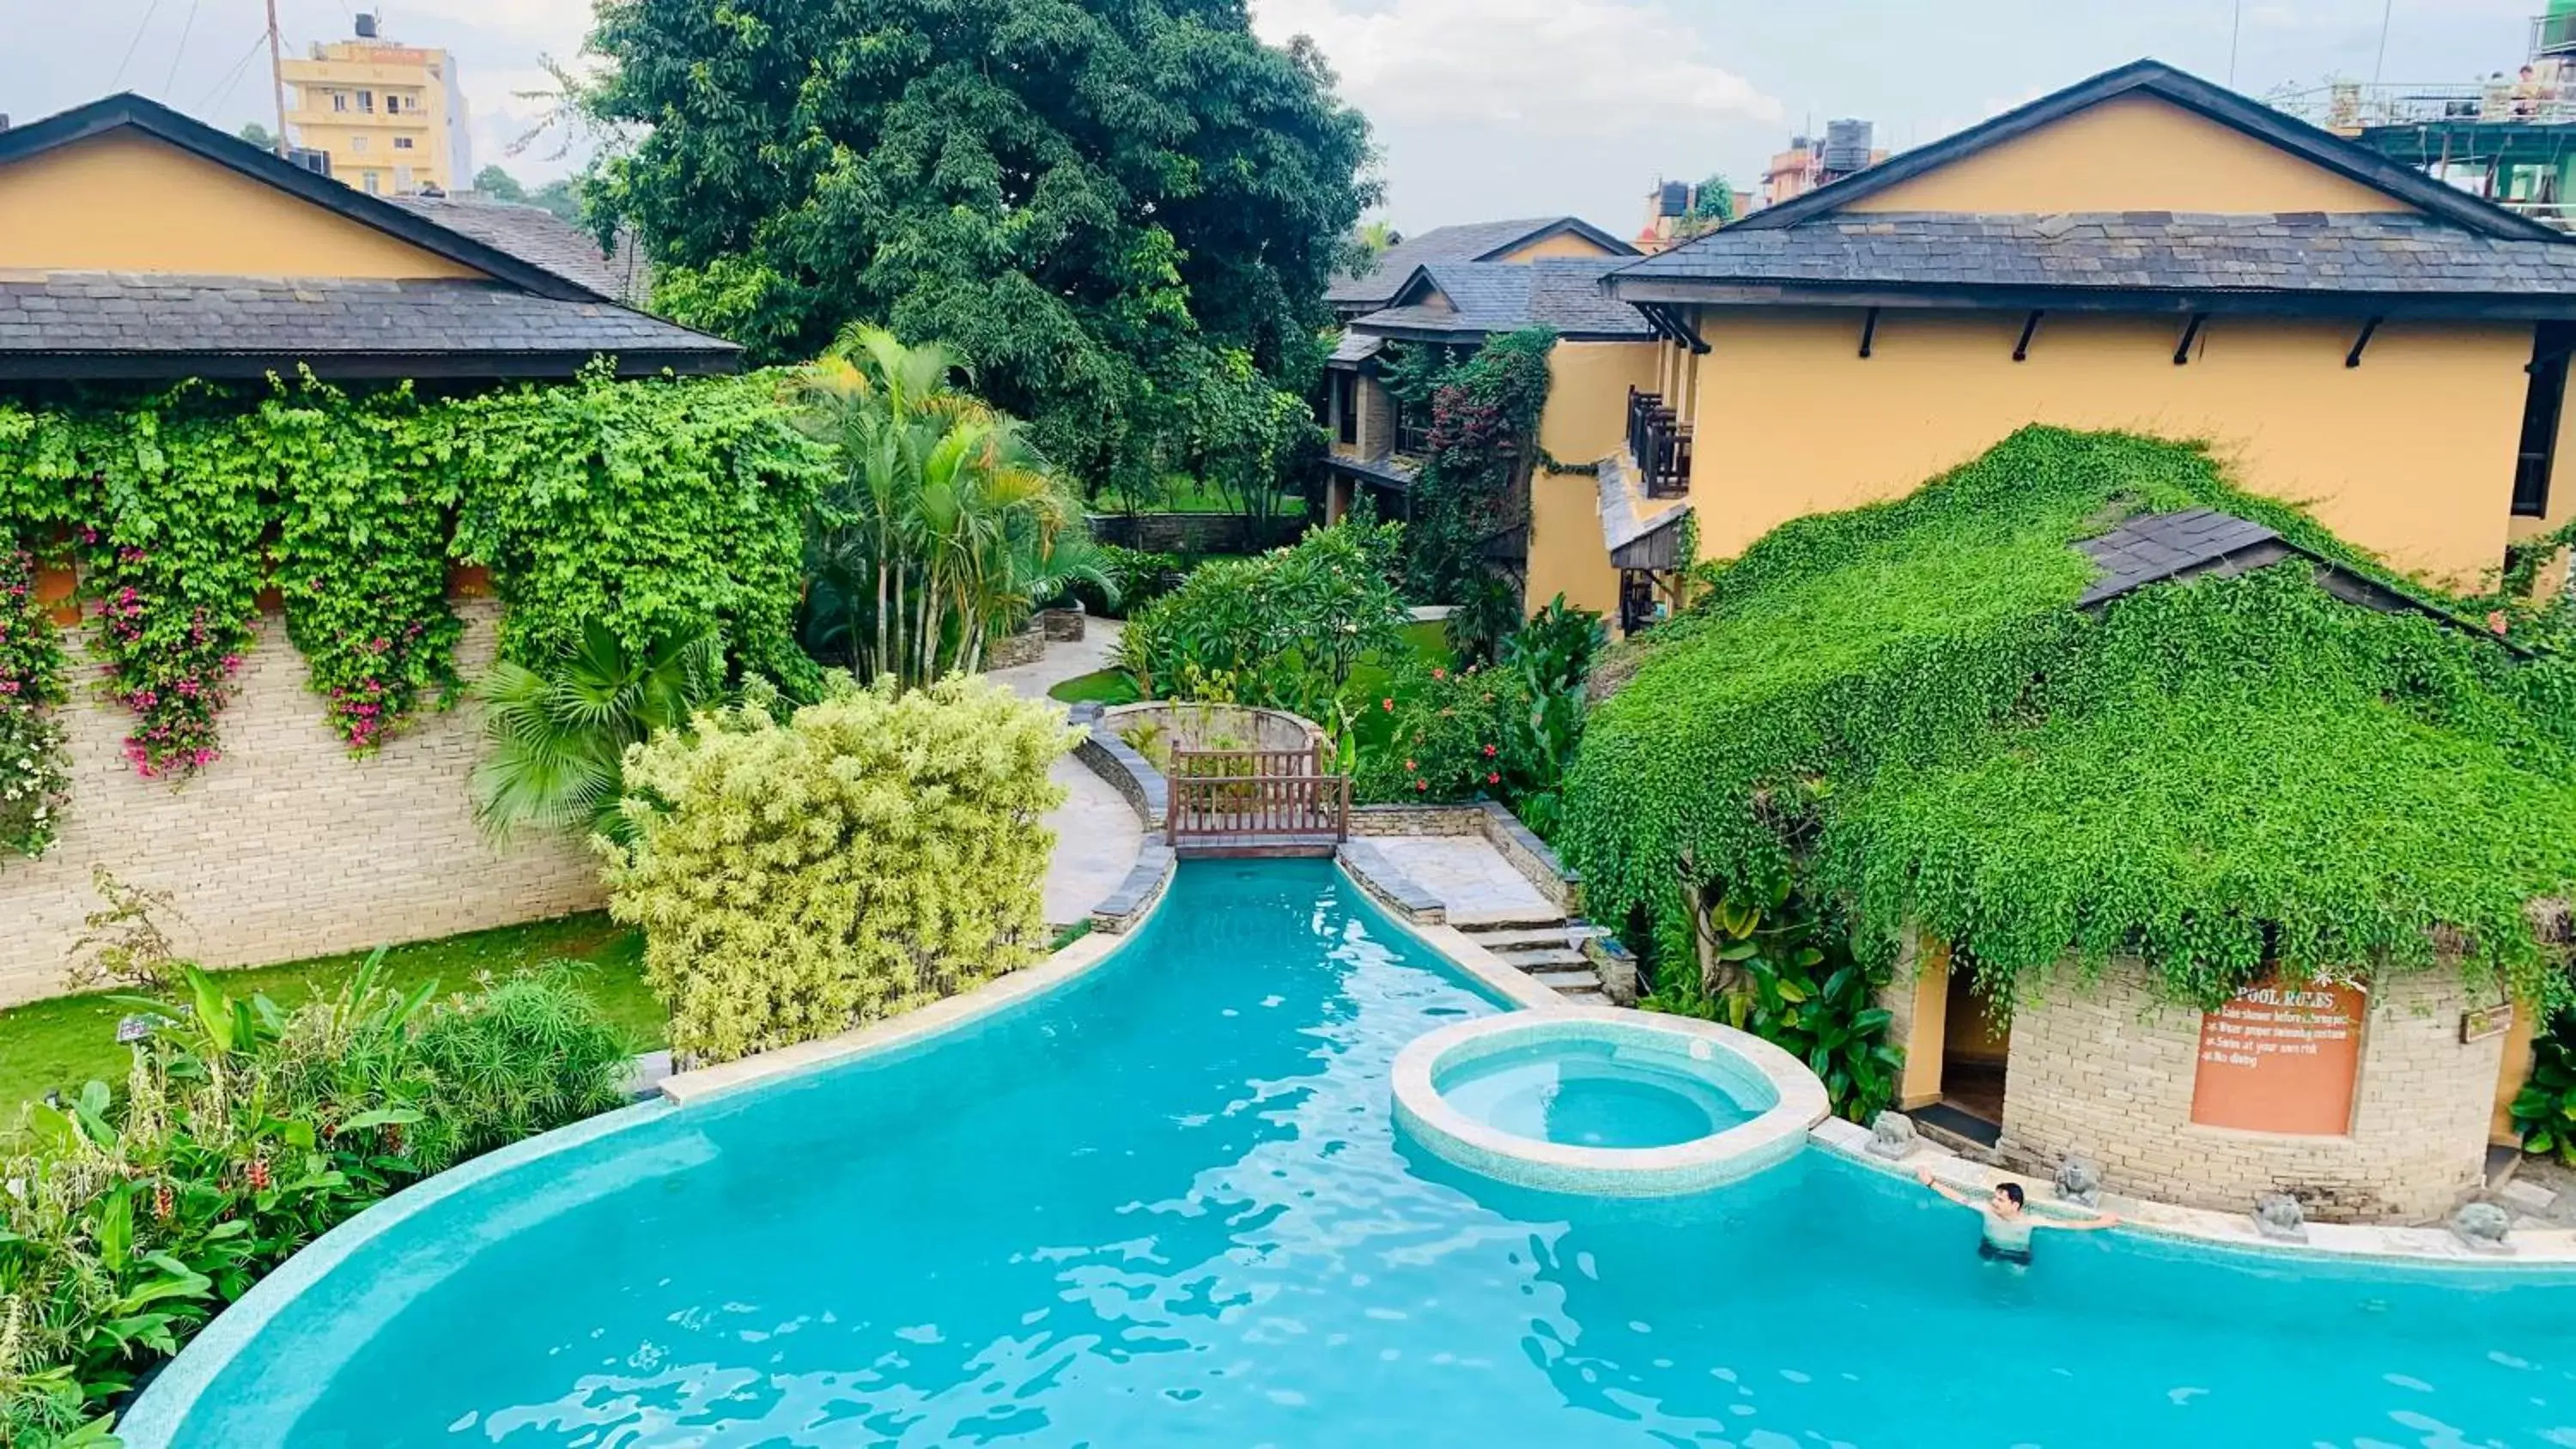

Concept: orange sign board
[[2188, 980, 2366, 1136]]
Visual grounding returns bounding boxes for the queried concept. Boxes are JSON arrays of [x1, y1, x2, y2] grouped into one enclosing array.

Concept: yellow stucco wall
[[0, 132, 485, 279], [1844, 94, 2416, 216], [1678, 308, 2530, 587], [1494, 230, 1625, 262], [1526, 342, 1662, 618]]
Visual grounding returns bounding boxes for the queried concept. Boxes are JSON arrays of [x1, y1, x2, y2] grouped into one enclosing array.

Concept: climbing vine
[[263, 381, 467, 752], [0, 370, 823, 797], [1378, 328, 1558, 659], [70, 395, 268, 777], [0, 543, 69, 857], [1562, 427, 2576, 1014]]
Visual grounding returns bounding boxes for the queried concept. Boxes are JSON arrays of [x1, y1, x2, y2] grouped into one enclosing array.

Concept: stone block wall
[[0, 598, 604, 1008], [1086, 512, 1304, 557], [1996, 960, 2500, 1222]]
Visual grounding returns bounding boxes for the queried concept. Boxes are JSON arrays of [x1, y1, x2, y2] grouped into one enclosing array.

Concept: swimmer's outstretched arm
[[1913, 1167, 1981, 1208]]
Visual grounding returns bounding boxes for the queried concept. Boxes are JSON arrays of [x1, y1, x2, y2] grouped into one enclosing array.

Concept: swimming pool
[[131, 862, 2576, 1446]]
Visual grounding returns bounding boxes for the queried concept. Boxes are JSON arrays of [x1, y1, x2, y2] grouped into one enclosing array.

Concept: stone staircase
[[1454, 911, 1612, 1003]]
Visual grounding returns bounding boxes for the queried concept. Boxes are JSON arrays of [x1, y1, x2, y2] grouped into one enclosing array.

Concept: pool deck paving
[[983, 620, 1147, 927], [1369, 835, 1557, 923]]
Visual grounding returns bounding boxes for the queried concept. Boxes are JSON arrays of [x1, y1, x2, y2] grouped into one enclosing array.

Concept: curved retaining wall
[[1099, 701, 1324, 762]]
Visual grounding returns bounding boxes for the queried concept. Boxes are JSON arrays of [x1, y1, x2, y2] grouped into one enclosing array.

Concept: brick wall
[[1996, 960, 2499, 1222], [0, 598, 603, 1007]]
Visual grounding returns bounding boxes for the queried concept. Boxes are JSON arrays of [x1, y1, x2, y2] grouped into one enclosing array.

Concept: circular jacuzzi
[[1392, 1008, 1832, 1196]]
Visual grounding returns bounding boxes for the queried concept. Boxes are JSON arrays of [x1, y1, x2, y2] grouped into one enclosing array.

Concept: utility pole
[[265, 0, 289, 157]]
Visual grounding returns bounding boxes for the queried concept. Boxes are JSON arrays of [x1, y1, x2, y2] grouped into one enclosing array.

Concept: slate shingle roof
[[0, 272, 739, 379], [386, 197, 646, 304], [1352, 260, 1653, 340], [1613, 211, 2576, 301], [1327, 217, 1634, 310], [2075, 507, 2287, 606]]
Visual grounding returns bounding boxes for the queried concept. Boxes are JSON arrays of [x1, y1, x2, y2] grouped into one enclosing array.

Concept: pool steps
[[1455, 916, 1612, 1004]]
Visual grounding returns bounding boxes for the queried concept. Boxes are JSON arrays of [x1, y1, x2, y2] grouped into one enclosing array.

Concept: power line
[[111, 0, 167, 89], [2372, 0, 2396, 88], [163, 0, 204, 94], [197, 27, 269, 112]]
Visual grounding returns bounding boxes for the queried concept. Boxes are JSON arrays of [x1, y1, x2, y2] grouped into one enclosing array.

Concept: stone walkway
[[1370, 836, 1554, 923], [984, 620, 1146, 927]]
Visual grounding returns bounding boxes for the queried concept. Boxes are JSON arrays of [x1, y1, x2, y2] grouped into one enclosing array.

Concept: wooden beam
[[1858, 306, 1880, 359], [2173, 312, 2207, 365], [2346, 316, 2383, 368], [2013, 310, 2044, 363]]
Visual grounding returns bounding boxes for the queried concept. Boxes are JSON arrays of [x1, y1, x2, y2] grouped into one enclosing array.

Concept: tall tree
[[580, 0, 1376, 496], [473, 164, 528, 203]]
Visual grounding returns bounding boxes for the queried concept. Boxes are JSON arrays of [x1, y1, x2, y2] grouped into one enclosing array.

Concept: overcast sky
[[0, 0, 2549, 233]]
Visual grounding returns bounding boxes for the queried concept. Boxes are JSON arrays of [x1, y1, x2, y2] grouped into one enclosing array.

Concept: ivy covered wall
[[0, 370, 822, 860], [0, 369, 823, 995]]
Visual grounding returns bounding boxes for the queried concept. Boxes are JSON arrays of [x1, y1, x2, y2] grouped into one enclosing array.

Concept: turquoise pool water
[[1433, 1036, 1759, 1149], [153, 862, 2576, 1446]]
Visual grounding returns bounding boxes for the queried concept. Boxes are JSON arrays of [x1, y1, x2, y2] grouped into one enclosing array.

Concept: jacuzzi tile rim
[[1390, 1009, 1835, 1197]]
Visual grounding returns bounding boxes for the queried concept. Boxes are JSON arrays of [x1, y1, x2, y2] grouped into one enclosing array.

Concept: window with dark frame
[[2513, 322, 2576, 518], [1334, 373, 1358, 446]]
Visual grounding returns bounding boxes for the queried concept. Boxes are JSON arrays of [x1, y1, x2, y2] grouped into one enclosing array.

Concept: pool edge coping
[[116, 871, 1182, 1445], [114, 1097, 680, 1447], [1808, 1117, 2576, 1269]]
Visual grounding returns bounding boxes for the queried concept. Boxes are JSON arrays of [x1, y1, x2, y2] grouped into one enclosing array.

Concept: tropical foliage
[[2512, 1011, 2576, 1164], [1357, 596, 1604, 837], [793, 327, 1106, 685], [0, 373, 819, 791], [1563, 427, 2576, 1025], [580, 0, 1374, 500], [603, 676, 1077, 1065], [0, 956, 631, 1446], [1115, 518, 1410, 722], [470, 622, 721, 846], [1639, 879, 1903, 1122]]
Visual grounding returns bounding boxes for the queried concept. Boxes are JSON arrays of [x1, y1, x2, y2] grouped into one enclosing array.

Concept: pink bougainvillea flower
[[1486, 772, 1500, 785], [1482, 743, 1497, 757]]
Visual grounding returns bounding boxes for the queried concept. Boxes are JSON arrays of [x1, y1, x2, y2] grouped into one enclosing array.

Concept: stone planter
[[983, 626, 1046, 671], [1038, 604, 1086, 642]]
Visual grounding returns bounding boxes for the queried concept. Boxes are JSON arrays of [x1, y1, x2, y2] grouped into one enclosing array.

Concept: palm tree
[[470, 621, 720, 845], [793, 325, 1109, 686]]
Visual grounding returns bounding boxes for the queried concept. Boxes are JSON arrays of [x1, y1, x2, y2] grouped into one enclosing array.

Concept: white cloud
[[1252, 0, 1783, 136]]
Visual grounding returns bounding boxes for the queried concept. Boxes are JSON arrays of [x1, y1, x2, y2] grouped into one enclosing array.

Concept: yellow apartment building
[[280, 15, 471, 197], [1516, 59, 2576, 633]]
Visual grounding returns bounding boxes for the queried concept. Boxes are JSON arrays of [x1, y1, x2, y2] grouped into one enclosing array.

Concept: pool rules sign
[[2188, 980, 2367, 1135]]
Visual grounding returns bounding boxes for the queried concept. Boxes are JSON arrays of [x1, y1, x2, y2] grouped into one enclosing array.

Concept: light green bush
[[605, 676, 1078, 1064]]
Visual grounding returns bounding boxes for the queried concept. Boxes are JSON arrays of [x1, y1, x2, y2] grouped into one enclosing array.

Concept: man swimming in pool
[[1916, 1169, 2117, 1264]]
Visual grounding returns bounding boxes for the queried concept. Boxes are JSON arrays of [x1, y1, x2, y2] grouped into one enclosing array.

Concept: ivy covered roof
[[1560, 427, 2576, 1004]]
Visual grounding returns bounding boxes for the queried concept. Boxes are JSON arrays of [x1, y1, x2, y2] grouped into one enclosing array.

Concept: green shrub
[[0, 959, 630, 1445], [1115, 518, 1409, 719], [1063, 544, 1184, 619], [605, 675, 1078, 1064]]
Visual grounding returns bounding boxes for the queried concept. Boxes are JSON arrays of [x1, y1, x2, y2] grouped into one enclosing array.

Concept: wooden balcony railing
[[1628, 386, 1694, 499], [1169, 747, 1352, 845], [1395, 418, 1435, 458]]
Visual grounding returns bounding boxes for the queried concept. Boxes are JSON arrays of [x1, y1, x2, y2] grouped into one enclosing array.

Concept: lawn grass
[[1045, 619, 1455, 724], [1090, 478, 1309, 516], [0, 912, 653, 1134]]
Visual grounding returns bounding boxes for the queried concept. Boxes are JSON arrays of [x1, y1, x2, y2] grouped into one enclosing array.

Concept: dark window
[[1334, 373, 1358, 446], [2513, 322, 2575, 518]]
